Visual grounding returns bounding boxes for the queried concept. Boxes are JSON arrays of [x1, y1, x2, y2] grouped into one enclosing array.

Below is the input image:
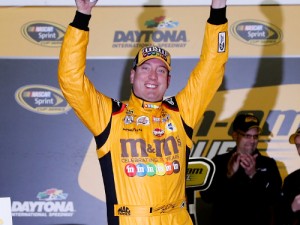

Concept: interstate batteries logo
[[11, 188, 75, 217], [113, 16, 187, 49], [15, 85, 71, 115], [21, 21, 65, 47], [230, 20, 282, 45]]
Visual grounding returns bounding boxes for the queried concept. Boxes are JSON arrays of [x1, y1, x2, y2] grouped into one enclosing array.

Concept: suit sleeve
[[176, 21, 228, 129], [58, 25, 112, 136]]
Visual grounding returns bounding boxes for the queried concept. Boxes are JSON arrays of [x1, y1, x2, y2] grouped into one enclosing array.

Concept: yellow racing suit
[[58, 10, 228, 225]]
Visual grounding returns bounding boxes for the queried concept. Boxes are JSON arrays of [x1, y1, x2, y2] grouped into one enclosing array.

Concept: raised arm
[[176, 0, 228, 129], [58, 0, 112, 136]]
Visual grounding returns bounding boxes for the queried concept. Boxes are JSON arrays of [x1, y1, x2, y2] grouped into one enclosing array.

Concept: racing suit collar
[[129, 91, 162, 111]]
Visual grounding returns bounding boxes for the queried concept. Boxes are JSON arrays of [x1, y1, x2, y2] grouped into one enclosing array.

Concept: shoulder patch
[[163, 96, 179, 111], [112, 98, 126, 115]]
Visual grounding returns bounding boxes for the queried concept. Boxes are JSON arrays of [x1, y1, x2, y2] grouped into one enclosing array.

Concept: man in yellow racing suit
[[58, 0, 228, 224]]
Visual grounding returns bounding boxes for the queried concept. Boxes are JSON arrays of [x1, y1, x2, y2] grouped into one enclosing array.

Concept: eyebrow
[[142, 61, 167, 69]]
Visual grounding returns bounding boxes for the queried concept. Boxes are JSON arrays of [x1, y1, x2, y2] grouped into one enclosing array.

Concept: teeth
[[146, 84, 157, 88]]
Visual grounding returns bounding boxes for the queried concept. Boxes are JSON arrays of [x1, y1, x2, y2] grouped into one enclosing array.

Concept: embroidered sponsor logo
[[137, 116, 150, 125], [141, 46, 169, 62], [117, 206, 131, 216], [123, 128, 142, 132], [218, 31, 226, 53], [124, 115, 134, 124], [180, 201, 186, 208], [120, 136, 182, 177], [162, 114, 170, 122], [120, 136, 180, 159], [113, 98, 122, 107], [152, 200, 185, 214], [153, 128, 165, 137], [124, 110, 134, 124], [153, 116, 161, 122], [164, 97, 175, 105], [152, 203, 176, 213], [144, 103, 160, 109], [124, 160, 180, 177], [166, 122, 176, 132]]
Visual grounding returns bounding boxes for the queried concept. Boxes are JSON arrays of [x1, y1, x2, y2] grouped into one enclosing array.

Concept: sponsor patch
[[218, 31, 226, 53], [123, 160, 181, 177], [153, 128, 165, 137], [117, 206, 131, 216], [166, 122, 177, 132], [137, 116, 150, 125], [143, 103, 160, 109], [124, 115, 134, 124]]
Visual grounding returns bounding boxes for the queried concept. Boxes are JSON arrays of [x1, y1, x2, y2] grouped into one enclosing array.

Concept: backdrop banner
[[1, 4, 299, 225], [1, 0, 300, 6]]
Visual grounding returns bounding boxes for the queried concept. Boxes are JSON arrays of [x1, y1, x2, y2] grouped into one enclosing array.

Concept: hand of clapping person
[[239, 153, 258, 178], [227, 152, 258, 178], [292, 194, 300, 212]]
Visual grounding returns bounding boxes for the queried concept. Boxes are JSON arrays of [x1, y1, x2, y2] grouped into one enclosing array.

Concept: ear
[[130, 69, 135, 84], [166, 74, 171, 88], [232, 131, 238, 141]]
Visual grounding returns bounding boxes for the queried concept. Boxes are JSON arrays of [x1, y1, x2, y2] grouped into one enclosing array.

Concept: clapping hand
[[227, 152, 258, 178]]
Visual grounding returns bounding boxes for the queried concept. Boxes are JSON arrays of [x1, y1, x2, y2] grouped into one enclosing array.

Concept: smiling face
[[232, 127, 260, 155], [130, 58, 170, 102]]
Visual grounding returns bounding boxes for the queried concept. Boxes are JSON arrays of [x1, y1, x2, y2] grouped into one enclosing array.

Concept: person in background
[[280, 127, 300, 225], [58, 0, 228, 224], [200, 113, 282, 225]]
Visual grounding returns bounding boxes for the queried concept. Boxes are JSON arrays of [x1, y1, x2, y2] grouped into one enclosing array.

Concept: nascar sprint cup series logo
[[15, 84, 71, 115], [21, 21, 66, 47], [230, 20, 282, 46]]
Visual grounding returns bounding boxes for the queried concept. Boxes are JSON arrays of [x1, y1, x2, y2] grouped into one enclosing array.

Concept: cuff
[[207, 6, 227, 25], [70, 11, 91, 31]]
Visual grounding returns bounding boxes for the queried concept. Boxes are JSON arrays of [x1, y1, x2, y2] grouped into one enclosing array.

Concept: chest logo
[[153, 128, 165, 137], [166, 122, 176, 132], [124, 115, 134, 124], [137, 116, 150, 125]]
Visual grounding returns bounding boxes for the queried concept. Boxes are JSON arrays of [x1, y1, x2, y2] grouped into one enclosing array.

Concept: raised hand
[[211, 0, 227, 9], [75, 0, 98, 15]]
